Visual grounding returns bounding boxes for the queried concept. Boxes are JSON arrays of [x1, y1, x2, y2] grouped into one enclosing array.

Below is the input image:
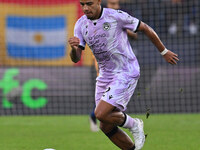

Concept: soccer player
[[89, 0, 138, 133], [68, 0, 179, 149]]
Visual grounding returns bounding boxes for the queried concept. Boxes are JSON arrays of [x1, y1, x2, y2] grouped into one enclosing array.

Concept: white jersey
[[74, 8, 140, 82]]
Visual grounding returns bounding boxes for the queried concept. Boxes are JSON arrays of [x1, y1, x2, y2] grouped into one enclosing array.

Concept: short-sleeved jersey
[[74, 8, 140, 82]]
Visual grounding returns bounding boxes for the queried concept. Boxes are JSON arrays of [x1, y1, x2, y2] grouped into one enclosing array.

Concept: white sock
[[122, 114, 136, 129]]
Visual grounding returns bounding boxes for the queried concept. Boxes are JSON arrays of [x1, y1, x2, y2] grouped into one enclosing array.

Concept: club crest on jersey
[[103, 22, 111, 31]]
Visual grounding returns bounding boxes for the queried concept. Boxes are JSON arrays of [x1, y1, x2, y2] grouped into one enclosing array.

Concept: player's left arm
[[137, 21, 179, 65]]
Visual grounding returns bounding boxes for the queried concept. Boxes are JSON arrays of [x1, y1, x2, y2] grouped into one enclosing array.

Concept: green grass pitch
[[0, 114, 199, 150]]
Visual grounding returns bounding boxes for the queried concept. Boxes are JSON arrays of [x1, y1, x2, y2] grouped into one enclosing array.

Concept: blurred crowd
[[102, 0, 199, 35]]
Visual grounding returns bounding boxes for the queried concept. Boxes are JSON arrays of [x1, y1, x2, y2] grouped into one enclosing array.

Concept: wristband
[[160, 48, 168, 56]]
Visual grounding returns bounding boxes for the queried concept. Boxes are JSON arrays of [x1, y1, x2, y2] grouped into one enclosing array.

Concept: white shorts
[[95, 78, 138, 111]]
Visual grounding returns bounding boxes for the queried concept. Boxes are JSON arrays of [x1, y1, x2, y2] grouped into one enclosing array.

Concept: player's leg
[[94, 86, 135, 149], [100, 121, 135, 150], [95, 101, 135, 149], [95, 100, 145, 150], [95, 79, 145, 149], [95, 100, 124, 125]]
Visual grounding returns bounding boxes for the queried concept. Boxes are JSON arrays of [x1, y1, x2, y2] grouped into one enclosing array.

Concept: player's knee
[[94, 110, 106, 122], [94, 111, 104, 121]]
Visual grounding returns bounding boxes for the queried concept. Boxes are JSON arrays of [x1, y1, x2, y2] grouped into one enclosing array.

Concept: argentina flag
[[6, 16, 67, 59]]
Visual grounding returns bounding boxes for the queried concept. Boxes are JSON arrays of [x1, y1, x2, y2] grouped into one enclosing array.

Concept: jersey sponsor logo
[[103, 22, 111, 31], [87, 33, 107, 57]]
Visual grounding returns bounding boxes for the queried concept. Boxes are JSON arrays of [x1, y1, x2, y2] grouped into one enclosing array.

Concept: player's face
[[107, 0, 120, 10], [80, 0, 102, 20]]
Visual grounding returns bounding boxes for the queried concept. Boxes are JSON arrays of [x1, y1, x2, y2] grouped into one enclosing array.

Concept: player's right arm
[[68, 37, 82, 63], [69, 18, 86, 63]]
